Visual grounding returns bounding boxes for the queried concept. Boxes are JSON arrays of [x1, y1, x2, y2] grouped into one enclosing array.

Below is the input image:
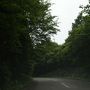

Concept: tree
[[27, 0, 58, 45], [0, 0, 34, 89], [32, 41, 59, 76], [0, 0, 58, 89], [62, 2, 90, 74]]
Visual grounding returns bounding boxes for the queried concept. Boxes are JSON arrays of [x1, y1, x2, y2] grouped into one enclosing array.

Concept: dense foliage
[[62, 3, 90, 75], [0, 0, 58, 89], [33, 2, 90, 78], [33, 41, 62, 76], [0, 0, 90, 89]]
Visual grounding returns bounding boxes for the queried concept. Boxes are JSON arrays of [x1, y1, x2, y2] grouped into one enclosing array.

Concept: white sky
[[50, 0, 89, 44]]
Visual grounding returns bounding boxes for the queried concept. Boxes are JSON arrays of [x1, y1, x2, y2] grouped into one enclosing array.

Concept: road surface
[[28, 78, 90, 90]]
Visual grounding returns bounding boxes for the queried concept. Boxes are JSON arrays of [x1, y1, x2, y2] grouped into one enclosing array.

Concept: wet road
[[29, 78, 90, 90]]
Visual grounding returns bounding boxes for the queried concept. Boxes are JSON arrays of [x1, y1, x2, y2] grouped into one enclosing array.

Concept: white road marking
[[61, 83, 71, 88]]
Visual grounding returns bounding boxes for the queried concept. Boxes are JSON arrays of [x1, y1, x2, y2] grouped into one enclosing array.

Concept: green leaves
[[25, 0, 58, 45], [62, 2, 90, 69], [0, 0, 58, 89]]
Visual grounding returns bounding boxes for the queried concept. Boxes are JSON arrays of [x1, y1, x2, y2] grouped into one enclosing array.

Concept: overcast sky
[[50, 0, 89, 44]]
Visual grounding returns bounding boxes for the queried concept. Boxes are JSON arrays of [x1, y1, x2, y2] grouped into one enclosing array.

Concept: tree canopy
[[0, 0, 58, 89]]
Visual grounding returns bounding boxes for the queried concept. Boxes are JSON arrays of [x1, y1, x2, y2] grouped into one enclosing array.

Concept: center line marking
[[61, 83, 71, 88]]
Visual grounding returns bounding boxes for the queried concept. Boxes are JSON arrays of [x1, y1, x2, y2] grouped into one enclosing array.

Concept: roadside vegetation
[[0, 0, 58, 90], [33, 2, 90, 79], [0, 0, 90, 90]]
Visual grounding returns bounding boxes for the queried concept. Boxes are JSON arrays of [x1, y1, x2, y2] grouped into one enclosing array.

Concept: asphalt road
[[29, 78, 90, 90]]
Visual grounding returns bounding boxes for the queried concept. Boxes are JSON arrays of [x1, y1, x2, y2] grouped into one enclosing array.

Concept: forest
[[0, 0, 90, 90]]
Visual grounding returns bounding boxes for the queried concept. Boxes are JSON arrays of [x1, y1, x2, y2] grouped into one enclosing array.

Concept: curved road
[[29, 78, 90, 90]]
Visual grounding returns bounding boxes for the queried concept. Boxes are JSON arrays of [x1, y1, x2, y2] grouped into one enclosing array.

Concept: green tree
[[0, 0, 34, 89], [0, 0, 58, 89], [62, 2, 90, 76]]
